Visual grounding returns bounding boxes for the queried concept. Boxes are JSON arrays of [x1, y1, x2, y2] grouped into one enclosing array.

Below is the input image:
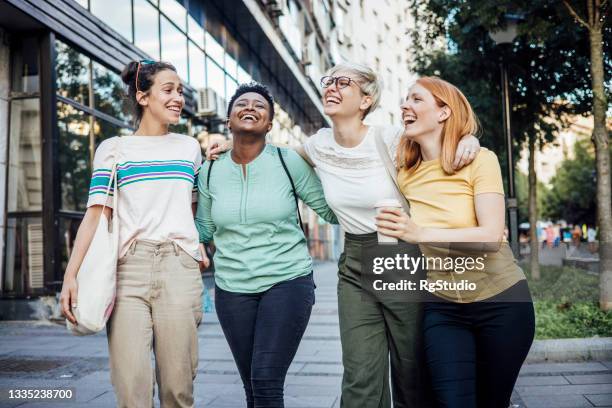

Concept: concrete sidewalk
[[0, 261, 610, 407]]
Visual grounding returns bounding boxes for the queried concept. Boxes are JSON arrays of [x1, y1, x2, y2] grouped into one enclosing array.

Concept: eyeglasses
[[320, 75, 362, 91], [135, 59, 156, 93]]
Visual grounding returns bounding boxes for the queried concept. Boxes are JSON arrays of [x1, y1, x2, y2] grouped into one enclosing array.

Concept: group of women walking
[[60, 58, 535, 408]]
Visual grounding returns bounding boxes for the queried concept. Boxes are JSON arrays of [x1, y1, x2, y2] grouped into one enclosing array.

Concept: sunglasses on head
[[135, 59, 156, 93]]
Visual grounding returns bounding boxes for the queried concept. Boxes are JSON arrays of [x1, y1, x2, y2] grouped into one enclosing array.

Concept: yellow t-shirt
[[397, 148, 525, 302]]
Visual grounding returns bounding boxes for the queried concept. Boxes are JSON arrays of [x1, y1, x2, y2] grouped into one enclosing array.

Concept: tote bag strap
[[372, 127, 411, 216], [99, 137, 120, 232]]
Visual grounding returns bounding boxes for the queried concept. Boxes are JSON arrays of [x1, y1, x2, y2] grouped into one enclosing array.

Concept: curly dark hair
[[121, 60, 177, 122], [226, 82, 275, 120]]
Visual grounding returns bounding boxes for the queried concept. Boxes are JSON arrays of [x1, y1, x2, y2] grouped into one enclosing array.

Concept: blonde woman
[[377, 77, 535, 407], [209, 63, 480, 407]]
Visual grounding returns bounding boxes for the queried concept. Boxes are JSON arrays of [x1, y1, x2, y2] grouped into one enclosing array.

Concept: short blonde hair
[[326, 62, 382, 118]]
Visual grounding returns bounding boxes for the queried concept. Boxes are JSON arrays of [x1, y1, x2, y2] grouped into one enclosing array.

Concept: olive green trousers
[[338, 232, 433, 408]]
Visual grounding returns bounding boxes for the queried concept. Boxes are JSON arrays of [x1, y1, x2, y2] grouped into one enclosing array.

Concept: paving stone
[[285, 383, 341, 396], [585, 393, 612, 406], [520, 362, 609, 375], [515, 375, 570, 386], [516, 383, 612, 396], [565, 374, 612, 385], [299, 363, 343, 376], [519, 394, 594, 408], [284, 394, 337, 407]]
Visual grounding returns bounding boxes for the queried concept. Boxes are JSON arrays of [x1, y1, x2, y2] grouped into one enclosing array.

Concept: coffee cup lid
[[374, 198, 401, 208]]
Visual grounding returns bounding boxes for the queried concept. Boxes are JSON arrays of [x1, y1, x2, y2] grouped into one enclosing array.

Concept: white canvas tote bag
[[67, 142, 119, 335]]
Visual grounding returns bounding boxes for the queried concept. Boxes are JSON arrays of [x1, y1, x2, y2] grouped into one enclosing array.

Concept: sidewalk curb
[[526, 337, 612, 362]]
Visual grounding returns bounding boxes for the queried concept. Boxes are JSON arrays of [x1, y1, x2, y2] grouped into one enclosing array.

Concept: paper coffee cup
[[374, 198, 402, 244]]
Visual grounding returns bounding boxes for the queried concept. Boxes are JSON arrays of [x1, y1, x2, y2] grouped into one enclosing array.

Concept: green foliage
[[407, 0, 611, 186], [515, 170, 549, 223], [541, 140, 598, 224], [524, 265, 612, 339]]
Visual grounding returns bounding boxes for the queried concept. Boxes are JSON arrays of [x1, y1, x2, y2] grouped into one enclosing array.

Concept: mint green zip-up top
[[195, 144, 338, 293]]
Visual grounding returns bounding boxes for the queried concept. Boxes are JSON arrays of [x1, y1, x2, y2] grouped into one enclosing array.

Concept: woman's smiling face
[[322, 70, 371, 119], [228, 92, 272, 136], [400, 83, 447, 141]]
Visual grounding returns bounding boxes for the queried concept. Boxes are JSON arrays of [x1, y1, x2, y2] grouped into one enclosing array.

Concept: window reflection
[[189, 42, 205, 89], [11, 37, 40, 94], [57, 102, 92, 212], [226, 76, 238, 100], [3, 216, 43, 294], [90, 0, 133, 42], [161, 16, 188, 80], [238, 65, 251, 83], [93, 62, 133, 123], [188, 14, 204, 47], [94, 117, 132, 145], [73, 0, 88, 8], [134, 0, 160, 59], [206, 57, 225, 99], [55, 41, 90, 106], [225, 52, 238, 80], [169, 115, 189, 135], [58, 216, 82, 274], [159, 0, 186, 32], [205, 32, 225, 67], [7, 98, 42, 212]]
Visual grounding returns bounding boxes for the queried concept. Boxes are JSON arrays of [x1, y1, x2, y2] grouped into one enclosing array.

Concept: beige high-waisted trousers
[[106, 240, 203, 408]]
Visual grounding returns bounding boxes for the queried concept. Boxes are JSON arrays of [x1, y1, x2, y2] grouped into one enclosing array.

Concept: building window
[[4, 35, 43, 294], [206, 57, 225, 100], [159, 0, 186, 32], [55, 41, 90, 106], [7, 99, 41, 213], [90, 0, 133, 42], [134, 0, 160, 59], [57, 103, 92, 212], [206, 32, 225, 68], [93, 62, 132, 123], [189, 42, 205, 89], [161, 16, 188, 80]]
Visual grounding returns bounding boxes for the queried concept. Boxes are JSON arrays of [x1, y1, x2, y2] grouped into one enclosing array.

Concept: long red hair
[[398, 76, 480, 174]]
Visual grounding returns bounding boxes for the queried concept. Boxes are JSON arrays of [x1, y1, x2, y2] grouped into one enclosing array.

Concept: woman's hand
[[375, 208, 424, 243], [60, 275, 78, 325], [206, 141, 232, 161], [453, 134, 480, 170], [198, 243, 211, 271]]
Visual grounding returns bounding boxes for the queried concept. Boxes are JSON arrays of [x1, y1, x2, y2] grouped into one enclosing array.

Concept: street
[[0, 261, 611, 407]]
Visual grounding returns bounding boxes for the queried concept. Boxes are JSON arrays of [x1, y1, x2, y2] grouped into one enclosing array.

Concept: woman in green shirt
[[195, 82, 337, 408]]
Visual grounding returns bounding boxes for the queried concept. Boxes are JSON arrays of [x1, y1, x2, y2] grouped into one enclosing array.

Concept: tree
[[516, 170, 548, 224], [407, 0, 590, 281], [543, 139, 599, 226], [561, 0, 612, 310]]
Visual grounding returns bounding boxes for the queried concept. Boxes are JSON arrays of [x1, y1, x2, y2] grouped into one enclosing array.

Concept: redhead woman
[[377, 76, 535, 408], [60, 60, 208, 407]]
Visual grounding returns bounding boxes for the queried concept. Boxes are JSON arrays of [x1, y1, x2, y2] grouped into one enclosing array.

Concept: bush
[[523, 265, 612, 339]]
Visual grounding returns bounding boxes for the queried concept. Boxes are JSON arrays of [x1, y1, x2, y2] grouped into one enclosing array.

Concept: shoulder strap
[[206, 160, 214, 190], [372, 128, 411, 216], [277, 147, 305, 233]]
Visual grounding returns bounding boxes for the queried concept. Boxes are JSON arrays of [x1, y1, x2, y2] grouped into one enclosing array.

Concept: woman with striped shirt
[[60, 60, 207, 408]]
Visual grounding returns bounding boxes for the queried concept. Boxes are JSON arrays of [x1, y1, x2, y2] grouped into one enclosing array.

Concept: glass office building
[[0, 0, 340, 298]]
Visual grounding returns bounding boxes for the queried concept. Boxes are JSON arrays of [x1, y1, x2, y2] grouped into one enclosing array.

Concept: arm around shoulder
[[283, 149, 337, 224]]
